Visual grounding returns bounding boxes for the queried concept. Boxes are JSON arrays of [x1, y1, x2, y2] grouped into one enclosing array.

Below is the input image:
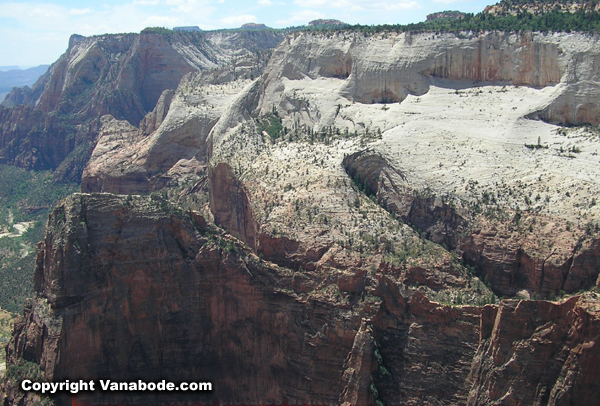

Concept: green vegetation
[[303, 5, 600, 33], [351, 174, 376, 199], [5, 358, 57, 405], [5, 360, 45, 386], [141, 26, 174, 34], [0, 308, 14, 343], [256, 112, 284, 140], [0, 165, 78, 313], [525, 136, 549, 150]]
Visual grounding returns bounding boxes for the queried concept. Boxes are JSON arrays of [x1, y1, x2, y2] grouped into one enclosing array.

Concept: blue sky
[[0, 0, 492, 66]]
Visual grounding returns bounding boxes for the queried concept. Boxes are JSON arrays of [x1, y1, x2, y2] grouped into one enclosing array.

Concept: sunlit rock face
[[5, 29, 600, 406]]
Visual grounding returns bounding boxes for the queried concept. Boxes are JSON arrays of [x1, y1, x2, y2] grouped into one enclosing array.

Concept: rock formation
[[0, 194, 483, 406], [81, 72, 252, 194], [467, 296, 600, 405], [0, 29, 284, 181], [79, 30, 600, 299], [4, 26, 600, 406]]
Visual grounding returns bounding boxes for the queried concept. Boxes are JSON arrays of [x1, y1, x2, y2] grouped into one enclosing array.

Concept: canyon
[[2, 25, 600, 406], [0, 29, 283, 182]]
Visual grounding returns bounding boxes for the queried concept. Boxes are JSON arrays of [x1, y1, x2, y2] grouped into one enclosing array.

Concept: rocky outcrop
[[208, 162, 331, 271], [532, 81, 600, 125], [427, 11, 468, 20], [339, 320, 376, 406], [461, 218, 600, 298], [0, 30, 284, 181], [82, 73, 251, 194], [467, 295, 600, 406], [3, 193, 357, 406], [139, 89, 175, 135], [0, 193, 487, 406], [1, 87, 32, 108], [343, 150, 468, 250]]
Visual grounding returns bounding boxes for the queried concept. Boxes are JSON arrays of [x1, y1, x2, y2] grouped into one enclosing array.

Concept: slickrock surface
[[203, 31, 600, 298], [4, 29, 600, 406]]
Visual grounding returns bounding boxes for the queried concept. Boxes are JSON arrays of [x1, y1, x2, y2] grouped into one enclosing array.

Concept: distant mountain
[[173, 26, 201, 32], [308, 19, 348, 27], [426, 10, 468, 20], [0, 65, 49, 102], [241, 23, 270, 30]]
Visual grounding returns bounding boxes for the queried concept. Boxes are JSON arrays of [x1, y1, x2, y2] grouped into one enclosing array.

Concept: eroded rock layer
[[204, 30, 600, 299], [4, 193, 599, 406], [0, 194, 481, 406], [4, 28, 600, 406], [0, 30, 283, 181], [467, 297, 600, 406]]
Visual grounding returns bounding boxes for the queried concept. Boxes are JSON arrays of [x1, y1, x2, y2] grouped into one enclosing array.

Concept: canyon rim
[[1, 5, 600, 406]]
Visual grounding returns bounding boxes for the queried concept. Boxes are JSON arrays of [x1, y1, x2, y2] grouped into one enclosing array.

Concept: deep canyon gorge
[[0, 11, 600, 406]]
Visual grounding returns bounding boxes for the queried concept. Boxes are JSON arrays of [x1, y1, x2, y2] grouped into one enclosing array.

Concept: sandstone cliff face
[[2, 193, 488, 406], [257, 31, 562, 114], [81, 74, 253, 194], [467, 295, 600, 406], [203, 30, 600, 300], [460, 216, 600, 298], [239, 31, 600, 135], [0, 30, 284, 181]]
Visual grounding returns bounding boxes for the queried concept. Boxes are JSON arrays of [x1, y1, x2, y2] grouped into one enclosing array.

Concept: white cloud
[[276, 9, 324, 25], [294, 0, 419, 10], [133, 0, 160, 5], [165, 0, 201, 13], [218, 0, 225, 3], [220, 14, 258, 26], [70, 8, 93, 16], [380, 1, 420, 10], [0, 3, 67, 28], [31, 6, 61, 17], [294, 0, 327, 7], [258, 0, 272, 5]]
